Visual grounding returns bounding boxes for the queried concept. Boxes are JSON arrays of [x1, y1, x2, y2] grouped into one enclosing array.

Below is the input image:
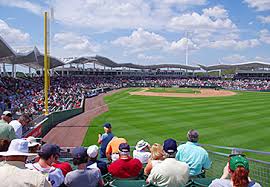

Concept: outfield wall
[[24, 98, 85, 138]]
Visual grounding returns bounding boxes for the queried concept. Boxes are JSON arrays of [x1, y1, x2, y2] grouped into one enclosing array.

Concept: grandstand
[[1, 34, 270, 187]]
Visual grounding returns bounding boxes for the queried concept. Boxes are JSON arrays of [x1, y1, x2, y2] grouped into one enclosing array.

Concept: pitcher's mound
[[129, 88, 236, 98]]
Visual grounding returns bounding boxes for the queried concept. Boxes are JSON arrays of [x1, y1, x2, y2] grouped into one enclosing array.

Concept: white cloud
[[112, 28, 168, 52], [222, 54, 270, 63], [167, 12, 236, 32], [49, 0, 208, 30], [168, 37, 198, 51], [0, 0, 43, 15], [257, 16, 270, 24], [244, 0, 270, 11], [208, 39, 260, 50], [162, 0, 206, 6], [137, 53, 163, 61], [53, 32, 100, 56], [0, 19, 30, 45], [259, 29, 270, 44], [202, 6, 228, 19], [222, 54, 248, 63]]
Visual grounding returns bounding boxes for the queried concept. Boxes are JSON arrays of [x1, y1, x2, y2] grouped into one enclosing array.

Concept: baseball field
[[82, 88, 270, 152]]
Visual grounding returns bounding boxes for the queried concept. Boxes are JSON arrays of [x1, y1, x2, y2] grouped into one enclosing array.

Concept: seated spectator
[[0, 139, 51, 187], [98, 123, 114, 158], [26, 144, 64, 187], [106, 137, 127, 162], [64, 146, 104, 187], [133, 139, 151, 164], [108, 143, 143, 178], [147, 138, 189, 187], [52, 146, 73, 177], [87, 145, 108, 175], [176, 129, 211, 177], [10, 114, 31, 138], [144, 143, 165, 175], [0, 120, 16, 141], [209, 154, 261, 187], [1, 111, 12, 124], [0, 139, 10, 162], [26, 136, 41, 153]]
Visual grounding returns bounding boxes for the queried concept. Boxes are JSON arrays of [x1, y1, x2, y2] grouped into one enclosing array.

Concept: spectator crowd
[[0, 116, 263, 187]]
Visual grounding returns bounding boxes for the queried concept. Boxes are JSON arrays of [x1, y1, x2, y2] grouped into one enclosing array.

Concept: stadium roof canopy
[[0, 36, 16, 59], [66, 55, 200, 70], [0, 36, 64, 69], [199, 61, 270, 71]]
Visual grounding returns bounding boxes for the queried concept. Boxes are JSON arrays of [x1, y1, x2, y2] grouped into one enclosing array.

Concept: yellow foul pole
[[44, 12, 49, 115]]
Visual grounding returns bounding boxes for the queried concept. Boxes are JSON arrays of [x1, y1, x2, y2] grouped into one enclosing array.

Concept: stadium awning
[[0, 36, 16, 59]]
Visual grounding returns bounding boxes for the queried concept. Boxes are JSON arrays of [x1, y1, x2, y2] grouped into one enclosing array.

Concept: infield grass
[[83, 88, 270, 154], [145, 87, 200, 94]]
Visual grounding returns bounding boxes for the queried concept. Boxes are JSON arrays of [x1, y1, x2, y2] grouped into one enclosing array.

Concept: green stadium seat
[[185, 178, 215, 187], [108, 179, 147, 187]]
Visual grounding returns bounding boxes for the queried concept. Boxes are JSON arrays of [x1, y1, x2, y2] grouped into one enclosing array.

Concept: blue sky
[[0, 0, 270, 66]]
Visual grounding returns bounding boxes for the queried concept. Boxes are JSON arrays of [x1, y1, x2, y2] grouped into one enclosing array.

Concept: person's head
[[72, 146, 88, 166], [0, 139, 11, 161], [18, 114, 31, 126], [119, 143, 130, 158], [135, 140, 150, 152], [187, 129, 199, 143], [38, 144, 60, 165], [87, 145, 99, 160], [1, 111, 12, 123], [26, 136, 41, 153], [0, 139, 36, 162], [150, 143, 164, 160], [163, 138, 177, 158], [103, 123, 112, 133], [229, 155, 250, 187]]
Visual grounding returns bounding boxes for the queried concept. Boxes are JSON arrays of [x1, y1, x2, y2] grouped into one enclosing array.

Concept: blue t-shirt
[[100, 132, 114, 158], [176, 141, 211, 176]]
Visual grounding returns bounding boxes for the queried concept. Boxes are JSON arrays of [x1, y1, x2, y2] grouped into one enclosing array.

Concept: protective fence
[[201, 144, 270, 187]]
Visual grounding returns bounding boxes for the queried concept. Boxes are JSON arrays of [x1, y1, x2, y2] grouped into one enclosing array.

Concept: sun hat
[[119, 143, 130, 153], [87, 145, 99, 158], [229, 155, 249, 171], [163, 138, 177, 154], [135, 140, 149, 151], [0, 139, 36, 156], [26, 136, 41, 148], [103, 123, 112, 128]]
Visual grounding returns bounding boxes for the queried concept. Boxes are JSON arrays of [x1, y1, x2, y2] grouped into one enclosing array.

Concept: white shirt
[[0, 161, 51, 187], [147, 158, 190, 187], [133, 150, 151, 164], [10, 120, 22, 138], [26, 162, 64, 187]]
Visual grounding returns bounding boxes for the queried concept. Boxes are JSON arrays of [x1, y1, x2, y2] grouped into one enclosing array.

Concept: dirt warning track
[[42, 89, 123, 147], [129, 88, 236, 98]]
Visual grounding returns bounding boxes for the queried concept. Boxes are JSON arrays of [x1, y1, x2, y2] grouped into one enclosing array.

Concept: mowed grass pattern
[[83, 88, 270, 152]]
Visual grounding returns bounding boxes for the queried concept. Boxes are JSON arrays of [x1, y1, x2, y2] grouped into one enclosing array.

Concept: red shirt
[[52, 162, 73, 176], [108, 157, 143, 178]]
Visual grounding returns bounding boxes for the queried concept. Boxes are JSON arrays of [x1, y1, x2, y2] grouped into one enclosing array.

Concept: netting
[[206, 151, 270, 186]]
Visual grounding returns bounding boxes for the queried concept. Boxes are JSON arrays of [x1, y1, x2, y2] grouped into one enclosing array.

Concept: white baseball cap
[[26, 136, 41, 148], [2, 111, 12, 117], [87, 145, 99, 158], [0, 139, 37, 156]]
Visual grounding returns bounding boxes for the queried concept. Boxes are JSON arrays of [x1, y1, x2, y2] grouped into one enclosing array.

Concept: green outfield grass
[[145, 87, 200, 94], [82, 88, 270, 153]]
